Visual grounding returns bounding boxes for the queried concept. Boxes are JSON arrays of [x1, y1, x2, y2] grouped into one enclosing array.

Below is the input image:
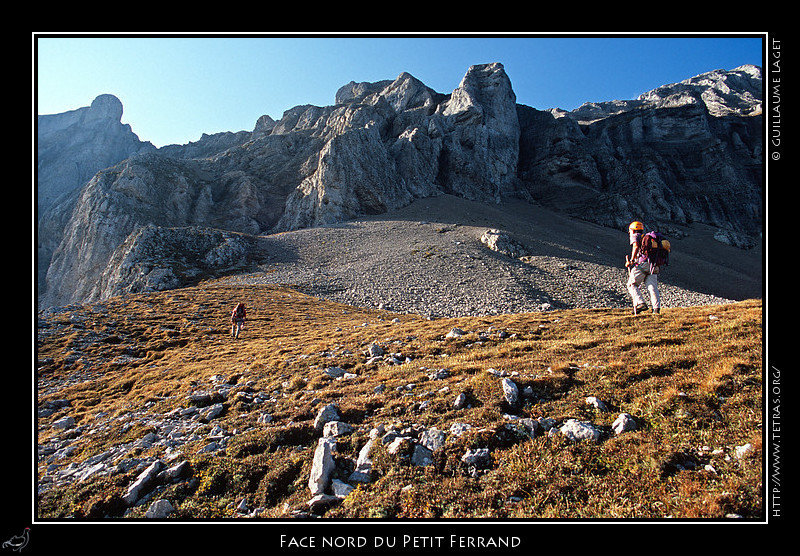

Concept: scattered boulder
[[123, 460, 163, 506], [480, 229, 530, 259], [560, 419, 600, 442], [501, 378, 519, 406], [52, 416, 76, 430], [461, 448, 491, 468], [612, 413, 637, 435], [349, 438, 375, 483], [735, 443, 753, 460], [257, 413, 273, 424], [145, 499, 175, 519], [537, 417, 557, 431], [200, 403, 224, 421], [313, 403, 340, 432], [308, 438, 336, 496], [323, 366, 346, 378], [323, 421, 353, 438], [157, 460, 189, 483], [387, 436, 414, 456], [516, 418, 539, 437], [586, 396, 609, 412], [331, 478, 355, 498], [419, 428, 446, 452], [446, 328, 466, 339]]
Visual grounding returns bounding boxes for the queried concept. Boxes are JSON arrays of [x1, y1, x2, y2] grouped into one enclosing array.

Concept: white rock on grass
[[157, 460, 189, 483], [200, 403, 224, 421], [313, 403, 340, 432], [735, 443, 753, 459], [450, 423, 472, 436], [586, 396, 608, 411], [516, 418, 539, 437], [349, 438, 375, 483], [428, 369, 449, 380], [419, 428, 446, 452], [612, 413, 637, 435], [501, 378, 519, 406], [123, 460, 163, 506], [308, 438, 336, 496], [52, 416, 75, 430], [559, 419, 600, 442], [331, 479, 355, 498], [145, 499, 175, 518], [323, 421, 353, 437], [257, 413, 273, 424], [446, 328, 466, 339], [387, 436, 414, 455]]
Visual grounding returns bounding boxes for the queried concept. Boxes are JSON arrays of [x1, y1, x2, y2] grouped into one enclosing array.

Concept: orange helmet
[[628, 221, 644, 233]]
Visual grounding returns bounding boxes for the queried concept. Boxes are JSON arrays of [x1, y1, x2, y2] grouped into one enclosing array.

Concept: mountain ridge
[[36, 62, 763, 310]]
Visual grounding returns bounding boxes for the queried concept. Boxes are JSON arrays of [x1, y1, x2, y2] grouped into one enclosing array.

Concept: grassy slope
[[36, 283, 763, 520]]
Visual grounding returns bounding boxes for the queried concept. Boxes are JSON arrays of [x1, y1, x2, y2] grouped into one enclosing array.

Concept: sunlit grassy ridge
[[36, 283, 763, 520]]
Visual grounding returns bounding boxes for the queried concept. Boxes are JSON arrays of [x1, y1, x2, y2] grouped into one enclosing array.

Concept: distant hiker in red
[[231, 303, 247, 339]]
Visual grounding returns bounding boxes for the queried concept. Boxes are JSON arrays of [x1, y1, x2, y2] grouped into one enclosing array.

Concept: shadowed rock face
[[517, 65, 762, 238], [37, 63, 762, 309]]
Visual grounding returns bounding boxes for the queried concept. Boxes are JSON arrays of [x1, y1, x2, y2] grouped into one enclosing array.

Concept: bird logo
[[2, 528, 29, 552]]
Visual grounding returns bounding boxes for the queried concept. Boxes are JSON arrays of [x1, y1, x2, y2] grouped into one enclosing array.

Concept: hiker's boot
[[653, 307, 661, 314], [633, 304, 648, 315]]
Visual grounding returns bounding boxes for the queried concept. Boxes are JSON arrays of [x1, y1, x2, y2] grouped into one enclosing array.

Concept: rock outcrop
[[37, 94, 155, 217], [36, 63, 763, 309]]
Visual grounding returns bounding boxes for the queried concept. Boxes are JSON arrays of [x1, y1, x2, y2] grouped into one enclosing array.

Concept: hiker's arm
[[626, 243, 639, 267]]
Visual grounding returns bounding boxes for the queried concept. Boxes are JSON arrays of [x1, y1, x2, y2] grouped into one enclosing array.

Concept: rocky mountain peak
[[37, 93, 154, 217], [639, 64, 762, 117], [88, 93, 124, 121], [38, 93, 124, 134], [563, 64, 762, 124]]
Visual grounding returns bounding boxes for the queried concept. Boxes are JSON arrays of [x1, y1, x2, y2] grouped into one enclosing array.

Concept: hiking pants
[[232, 318, 245, 338], [627, 262, 660, 310]]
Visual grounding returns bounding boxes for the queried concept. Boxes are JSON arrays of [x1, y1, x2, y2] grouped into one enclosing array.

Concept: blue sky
[[35, 34, 764, 148]]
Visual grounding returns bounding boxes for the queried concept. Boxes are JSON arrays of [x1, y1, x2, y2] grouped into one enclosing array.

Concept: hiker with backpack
[[625, 221, 670, 314], [231, 302, 247, 338]]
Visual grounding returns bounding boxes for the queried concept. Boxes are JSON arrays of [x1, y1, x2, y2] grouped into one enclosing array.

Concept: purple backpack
[[640, 231, 671, 270]]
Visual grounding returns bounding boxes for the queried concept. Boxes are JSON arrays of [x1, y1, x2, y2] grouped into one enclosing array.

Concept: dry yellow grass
[[37, 283, 763, 520]]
